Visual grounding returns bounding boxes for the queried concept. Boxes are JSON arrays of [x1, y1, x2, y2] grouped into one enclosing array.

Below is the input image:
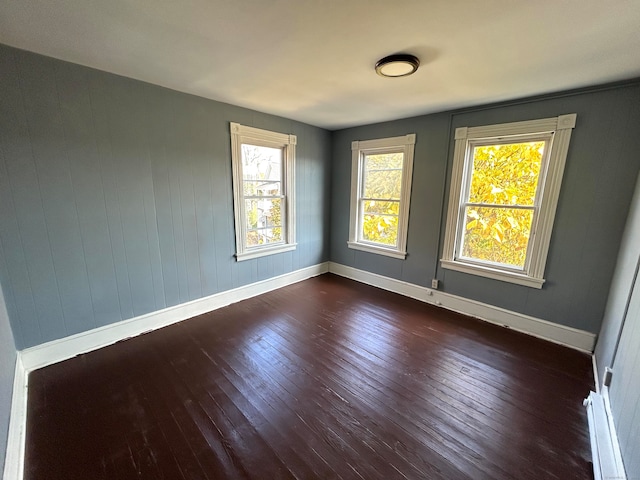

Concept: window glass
[[242, 145, 284, 247], [230, 123, 296, 261], [360, 152, 403, 247], [440, 114, 577, 288], [460, 141, 546, 268], [348, 135, 415, 259]]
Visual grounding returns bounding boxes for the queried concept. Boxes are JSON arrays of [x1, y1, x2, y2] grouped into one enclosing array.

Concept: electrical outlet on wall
[[431, 279, 439, 289]]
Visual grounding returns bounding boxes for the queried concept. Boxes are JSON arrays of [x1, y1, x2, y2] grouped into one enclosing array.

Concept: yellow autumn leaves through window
[[360, 152, 404, 246], [461, 141, 545, 268]]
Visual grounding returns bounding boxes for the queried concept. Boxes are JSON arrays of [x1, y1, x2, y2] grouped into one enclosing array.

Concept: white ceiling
[[1, 0, 640, 130]]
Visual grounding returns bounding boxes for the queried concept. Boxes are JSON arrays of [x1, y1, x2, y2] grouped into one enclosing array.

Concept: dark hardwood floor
[[25, 273, 595, 479]]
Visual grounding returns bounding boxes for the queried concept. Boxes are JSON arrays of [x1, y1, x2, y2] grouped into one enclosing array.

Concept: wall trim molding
[[5, 262, 329, 480], [3, 355, 27, 480], [584, 388, 627, 480], [21, 262, 329, 372], [6, 261, 595, 478], [592, 354, 601, 394], [328, 262, 596, 352]]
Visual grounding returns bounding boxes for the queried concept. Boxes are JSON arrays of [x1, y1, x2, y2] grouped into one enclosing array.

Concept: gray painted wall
[[1, 40, 640, 351], [608, 263, 640, 478], [0, 284, 16, 475], [0, 44, 332, 349], [595, 174, 640, 477], [595, 173, 640, 381], [331, 83, 640, 334]]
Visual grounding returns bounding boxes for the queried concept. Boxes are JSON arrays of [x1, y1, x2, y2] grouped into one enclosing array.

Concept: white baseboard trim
[[6, 262, 328, 480], [21, 262, 329, 372], [328, 262, 596, 352], [592, 354, 601, 394], [3, 355, 27, 480], [584, 389, 626, 480]]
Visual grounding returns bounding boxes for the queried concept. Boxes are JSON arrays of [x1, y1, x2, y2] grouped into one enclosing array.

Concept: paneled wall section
[[0, 45, 331, 349], [0, 285, 16, 475], [330, 84, 640, 334], [2, 40, 640, 349], [608, 269, 640, 477], [596, 173, 640, 376]]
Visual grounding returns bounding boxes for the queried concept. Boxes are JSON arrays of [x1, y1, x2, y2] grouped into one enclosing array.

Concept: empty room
[[1, 1, 640, 479]]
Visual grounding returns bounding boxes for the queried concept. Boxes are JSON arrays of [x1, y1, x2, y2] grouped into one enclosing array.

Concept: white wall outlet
[[431, 279, 439, 289]]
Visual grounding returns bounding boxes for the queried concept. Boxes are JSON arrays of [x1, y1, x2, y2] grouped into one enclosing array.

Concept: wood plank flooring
[[25, 274, 595, 479]]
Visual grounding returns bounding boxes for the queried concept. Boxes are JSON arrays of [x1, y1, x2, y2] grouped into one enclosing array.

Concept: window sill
[[347, 241, 407, 259], [235, 243, 297, 261], [440, 259, 545, 289]]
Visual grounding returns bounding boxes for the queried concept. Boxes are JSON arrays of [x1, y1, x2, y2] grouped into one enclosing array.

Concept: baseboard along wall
[[584, 387, 627, 480], [19, 262, 329, 372], [5, 260, 598, 479], [3, 357, 26, 480], [328, 262, 596, 353], [4, 262, 329, 480]]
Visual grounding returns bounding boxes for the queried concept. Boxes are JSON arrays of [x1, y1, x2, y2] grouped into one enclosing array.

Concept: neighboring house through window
[[230, 122, 296, 261], [441, 114, 577, 288], [348, 134, 416, 259]]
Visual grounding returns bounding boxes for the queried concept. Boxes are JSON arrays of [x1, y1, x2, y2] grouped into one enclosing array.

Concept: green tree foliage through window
[[460, 141, 545, 268], [241, 144, 284, 247]]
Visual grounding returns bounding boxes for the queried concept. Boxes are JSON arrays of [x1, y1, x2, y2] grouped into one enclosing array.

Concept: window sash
[[455, 136, 551, 272], [230, 122, 297, 261], [456, 202, 537, 266], [358, 150, 403, 248], [440, 114, 577, 288], [244, 195, 285, 200], [461, 202, 536, 210], [242, 181, 282, 197], [348, 135, 415, 259], [244, 196, 286, 231], [357, 198, 400, 248], [241, 145, 286, 250]]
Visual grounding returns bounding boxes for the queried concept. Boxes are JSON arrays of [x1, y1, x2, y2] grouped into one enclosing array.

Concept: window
[[230, 122, 296, 261], [348, 134, 416, 259], [441, 114, 577, 288]]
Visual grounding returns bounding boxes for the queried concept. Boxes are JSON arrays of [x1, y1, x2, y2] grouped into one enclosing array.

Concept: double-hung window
[[441, 114, 577, 288], [230, 122, 296, 261], [348, 134, 416, 259]]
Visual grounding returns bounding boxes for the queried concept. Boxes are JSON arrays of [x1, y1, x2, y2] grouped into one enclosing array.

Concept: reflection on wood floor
[[26, 273, 594, 479]]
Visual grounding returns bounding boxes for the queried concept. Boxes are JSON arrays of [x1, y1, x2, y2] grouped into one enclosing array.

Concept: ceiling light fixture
[[375, 54, 420, 77]]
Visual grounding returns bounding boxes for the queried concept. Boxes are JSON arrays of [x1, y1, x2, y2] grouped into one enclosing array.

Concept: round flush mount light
[[375, 54, 420, 77]]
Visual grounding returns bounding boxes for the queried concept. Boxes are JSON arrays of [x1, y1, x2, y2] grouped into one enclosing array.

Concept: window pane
[[365, 152, 403, 169], [362, 202, 399, 245], [246, 227, 283, 247], [243, 180, 281, 196], [468, 142, 545, 206], [363, 153, 403, 199], [460, 206, 534, 268], [362, 200, 399, 216], [245, 198, 282, 231], [242, 144, 282, 182]]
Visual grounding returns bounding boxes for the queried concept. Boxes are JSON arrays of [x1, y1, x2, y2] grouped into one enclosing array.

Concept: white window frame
[[441, 114, 577, 288], [230, 122, 296, 261], [348, 134, 416, 259]]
